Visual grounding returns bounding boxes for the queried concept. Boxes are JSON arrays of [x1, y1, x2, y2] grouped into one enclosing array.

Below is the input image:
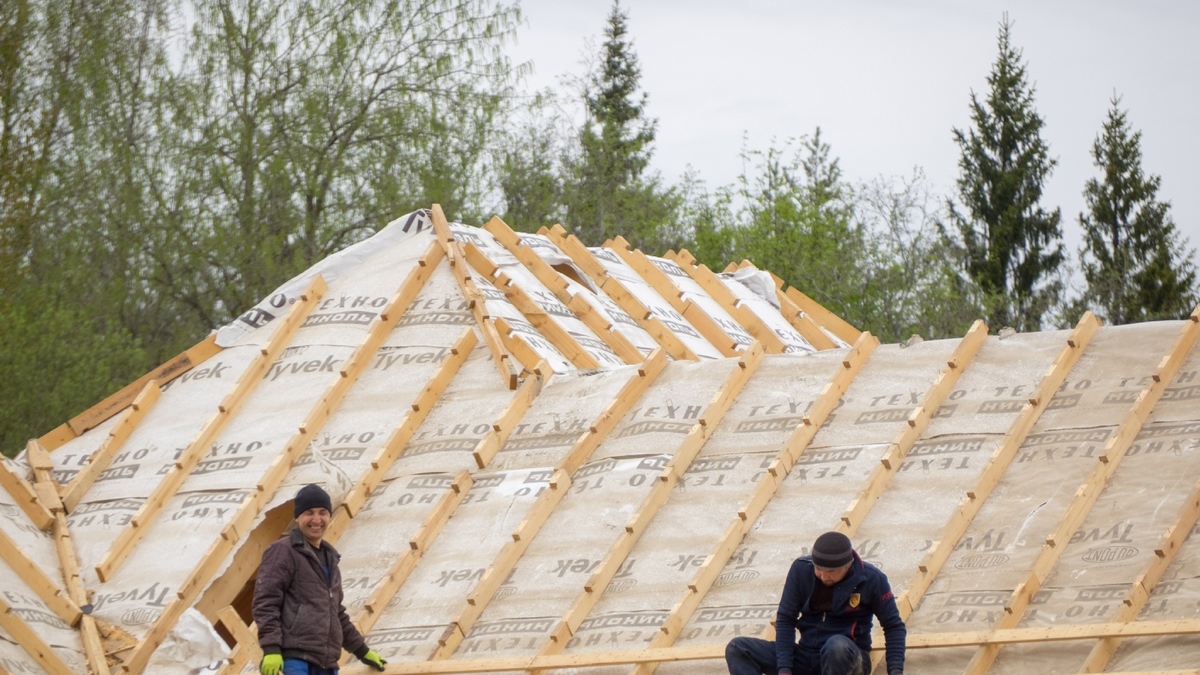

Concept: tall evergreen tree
[[1079, 96, 1197, 324], [562, 1, 680, 252], [948, 16, 1064, 332]]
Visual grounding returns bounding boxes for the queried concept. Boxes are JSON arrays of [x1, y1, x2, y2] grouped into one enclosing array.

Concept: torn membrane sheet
[[991, 327, 1200, 674], [718, 272, 819, 353], [906, 321, 1186, 674], [0, 492, 89, 673], [519, 233, 661, 358], [458, 360, 739, 658], [589, 247, 723, 360], [360, 364, 645, 661], [644, 255, 756, 352], [452, 224, 625, 368], [564, 351, 847, 673]]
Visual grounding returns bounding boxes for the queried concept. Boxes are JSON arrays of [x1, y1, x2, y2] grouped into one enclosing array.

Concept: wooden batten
[[431, 204, 518, 389], [629, 333, 878, 675], [488, 266, 602, 369], [493, 317, 552, 376], [119, 262, 457, 675], [669, 250, 795, 353], [95, 276, 327, 584], [0, 596, 74, 675], [51, 334, 222, 444], [216, 606, 261, 672], [783, 285, 861, 345], [430, 351, 668, 660], [963, 308, 1199, 675], [773, 284, 838, 351], [836, 320, 988, 534], [483, 218, 642, 364], [0, 454, 54, 530], [1080, 474, 1200, 672], [62, 381, 160, 513], [542, 225, 697, 361], [473, 364, 548, 468], [884, 312, 1099, 666], [541, 343, 765, 655], [607, 238, 736, 356]]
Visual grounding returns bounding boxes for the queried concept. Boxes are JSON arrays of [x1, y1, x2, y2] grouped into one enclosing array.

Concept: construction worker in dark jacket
[[726, 532, 906, 675], [253, 484, 387, 675]]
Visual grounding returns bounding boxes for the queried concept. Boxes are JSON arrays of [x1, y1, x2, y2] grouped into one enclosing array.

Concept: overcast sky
[[506, 0, 1200, 277]]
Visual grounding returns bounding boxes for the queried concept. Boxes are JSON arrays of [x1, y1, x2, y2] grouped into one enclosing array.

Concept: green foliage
[[559, 1, 682, 253], [1079, 96, 1198, 324], [948, 16, 1064, 332]]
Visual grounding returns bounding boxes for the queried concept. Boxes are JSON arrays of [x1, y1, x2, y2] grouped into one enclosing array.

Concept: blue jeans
[[725, 635, 867, 675], [282, 658, 337, 675]]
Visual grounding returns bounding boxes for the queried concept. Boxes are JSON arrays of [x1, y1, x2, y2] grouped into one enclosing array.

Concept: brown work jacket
[[252, 527, 367, 668]]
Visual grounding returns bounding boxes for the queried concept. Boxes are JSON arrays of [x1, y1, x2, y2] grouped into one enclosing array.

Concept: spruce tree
[[948, 16, 1064, 332], [1079, 96, 1197, 324], [563, 1, 679, 252]]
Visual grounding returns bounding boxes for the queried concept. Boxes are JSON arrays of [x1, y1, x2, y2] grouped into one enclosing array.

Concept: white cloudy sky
[[505, 0, 1200, 275]]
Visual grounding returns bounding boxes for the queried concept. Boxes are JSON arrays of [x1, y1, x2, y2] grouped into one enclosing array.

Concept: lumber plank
[[94, 275, 327, 583], [772, 284, 838, 351], [58, 334, 222, 440], [963, 307, 1200, 675], [835, 319, 988, 532], [0, 454, 54, 530], [627, 333, 878, 675], [493, 317, 552, 375], [608, 238, 737, 356], [430, 351, 668, 659], [0, 597, 74, 675], [541, 344, 765, 653], [483, 218, 642, 364], [1080, 473, 1200, 673], [473, 363, 548, 468], [333, 620, 1200, 674], [669, 249, 794, 353], [543, 226, 697, 361], [432, 204, 518, 388], [217, 606, 261, 668], [62, 381, 161, 513], [119, 262, 459, 675], [783, 285, 861, 344], [489, 266, 603, 369]]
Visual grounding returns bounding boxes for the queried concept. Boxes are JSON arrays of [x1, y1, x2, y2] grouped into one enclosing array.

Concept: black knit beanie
[[294, 484, 332, 517], [811, 531, 854, 568]]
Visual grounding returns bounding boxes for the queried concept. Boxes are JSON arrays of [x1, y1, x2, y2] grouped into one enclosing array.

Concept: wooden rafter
[[119, 254, 456, 674], [0, 454, 54, 530], [607, 237, 738, 356], [865, 313, 1100, 674], [95, 275, 326, 583], [0, 596, 73, 675], [13, 443, 81, 626], [783, 285, 860, 345], [217, 329, 480, 675], [668, 249, 808, 353], [473, 364, 548, 468], [963, 306, 1200, 675], [37, 334, 222, 448], [481, 218, 643, 364], [26, 440, 110, 675], [431, 350, 669, 659], [539, 343, 766, 655], [628, 333, 878, 675], [61, 381, 160, 513], [543, 225, 698, 361], [431, 204, 519, 388], [836, 319, 988, 533], [455, 237, 604, 370], [1080, 473, 1200, 672]]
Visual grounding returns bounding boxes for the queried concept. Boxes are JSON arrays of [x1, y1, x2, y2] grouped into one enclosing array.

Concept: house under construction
[[1, 206, 1199, 675]]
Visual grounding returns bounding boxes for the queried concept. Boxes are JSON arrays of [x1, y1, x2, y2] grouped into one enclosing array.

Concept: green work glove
[[260, 653, 283, 675], [359, 649, 387, 671]]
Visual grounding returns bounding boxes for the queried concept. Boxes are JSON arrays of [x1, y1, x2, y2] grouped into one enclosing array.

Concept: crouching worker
[[725, 532, 906, 675], [253, 483, 387, 674]]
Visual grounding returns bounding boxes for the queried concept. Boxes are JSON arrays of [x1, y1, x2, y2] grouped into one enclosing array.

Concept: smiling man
[[725, 532, 906, 675], [252, 484, 387, 675]]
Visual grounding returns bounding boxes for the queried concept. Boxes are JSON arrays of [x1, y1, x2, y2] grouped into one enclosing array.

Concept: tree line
[[2, 1, 1195, 455]]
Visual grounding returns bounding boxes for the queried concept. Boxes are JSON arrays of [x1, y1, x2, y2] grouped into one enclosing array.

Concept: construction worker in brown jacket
[[253, 484, 387, 675]]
